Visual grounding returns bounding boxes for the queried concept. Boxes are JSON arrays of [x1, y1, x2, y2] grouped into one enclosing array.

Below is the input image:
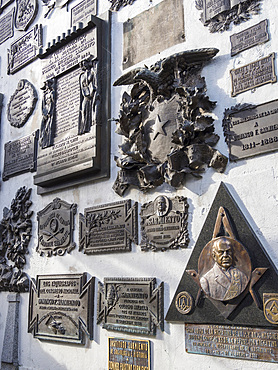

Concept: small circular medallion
[[175, 291, 193, 314]]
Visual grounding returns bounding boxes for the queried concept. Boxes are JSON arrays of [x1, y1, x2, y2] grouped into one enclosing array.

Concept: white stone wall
[[0, 0, 278, 369]]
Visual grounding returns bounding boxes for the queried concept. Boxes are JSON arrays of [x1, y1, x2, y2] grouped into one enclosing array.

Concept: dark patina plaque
[[28, 274, 94, 343], [71, 0, 97, 27], [230, 53, 276, 96], [3, 131, 38, 180], [14, 0, 38, 31], [185, 324, 278, 363], [97, 278, 164, 336], [140, 196, 189, 251], [8, 24, 42, 74], [34, 16, 110, 194], [223, 99, 278, 160], [123, 0, 184, 69], [37, 198, 77, 257], [0, 8, 14, 45], [79, 200, 138, 254], [230, 19, 269, 56], [109, 338, 150, 370]]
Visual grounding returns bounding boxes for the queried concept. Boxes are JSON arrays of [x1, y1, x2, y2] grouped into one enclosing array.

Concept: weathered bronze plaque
[[37, 198, 77, 257], [7, 79, 37, 128], [0, 8, 14, 45], [71, 0, 97, 27], [263, 293, 278, 325], [79, 200, 138, 254], [140, 196, 189, 252], [14, 0, 38, 31], [3, 131, 38, 180], [7, 24, 42, 74], [109, 0, 136, 10], [230, 53, 276, 96], [185, 324, 278, 363], [123, 0, 184, 69], [28, 274, 94, 343], [230, 19, 269, 56], [223, 99, 278, 160], [109, 338, 150, 370], [34, 17, 110, 194], [98, 278, 164, 336]]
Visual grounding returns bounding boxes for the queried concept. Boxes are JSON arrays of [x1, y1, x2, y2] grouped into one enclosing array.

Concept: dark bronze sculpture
[[40, 79, 55, 148], [109, 0, 136, 11], [113, 49, 227, 196]]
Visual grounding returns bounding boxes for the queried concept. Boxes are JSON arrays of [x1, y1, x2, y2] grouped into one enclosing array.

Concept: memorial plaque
[[3, 131, 38, 180], [123, 0, 184, 69], [37, 198, 77, 257], [185, 324, 278, 363], [97, 278, 164, 336], [14, 0, 38, 31], [230, 53, 276, 96], [79, 200, 138, 254], [140, 196, 189, 252], [230, 19, 269, 56], [0, 8, 14, 45], [71, 0, 96, 27], [7, 24, 43, 74], [109, 338, 150, 370], [28, 274, 94, 343], [223, 99, 278, 160], [7, 79, 37, 128], [34, 17, 110, 194]]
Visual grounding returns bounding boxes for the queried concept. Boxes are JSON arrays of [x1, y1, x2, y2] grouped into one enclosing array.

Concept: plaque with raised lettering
[[14, 0, 38, 31], [34, 17, 110, 194], [7, 24, 42, 74], [223, 99, 278, 160], [79, 200, 138, 254], [230, 53, 277, 96], [71, 0, 97, 27], [230, 19, 269, 56], [97, 278, 164, 336], [0, 8, 14, 45], [109, 338, 150, 370], [3, 131, 38, 180], [28, 273, 94, 343], [140, 195, 189, 251]]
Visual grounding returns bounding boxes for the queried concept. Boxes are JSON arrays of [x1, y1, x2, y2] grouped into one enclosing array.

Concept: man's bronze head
[[212, 237, 234, 270]]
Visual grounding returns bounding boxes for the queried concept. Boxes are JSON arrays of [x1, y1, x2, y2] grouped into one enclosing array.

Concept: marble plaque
[[123, 0, 184, 69], [7, 79, 37, 128], [7, 24, 43, 74], [97, 278, 164, 336], [79, 200, 138, 254], [230, 19, 269, 56], [0, 8, 14, 45], [185, 324, 278, 362], [3, 131, 38, 180], [28, 274, 94, 344], [230, 53, 277, 96], [71, 0, 97, 27], [14, 0, 38, 31], [223, 99, 278, 160], [109, 338, 150, 370]]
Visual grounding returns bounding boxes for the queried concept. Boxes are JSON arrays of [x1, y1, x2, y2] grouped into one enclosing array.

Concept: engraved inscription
[[230, 19, 269, 56], [203, 0, 231, 21], [71, 0, 96, 27], [108, 338, 150, 370], [185, 324, 278, 362], [230, 53, 277, 96], [0, 8, 14, 45], [3, 131, 38, 180]]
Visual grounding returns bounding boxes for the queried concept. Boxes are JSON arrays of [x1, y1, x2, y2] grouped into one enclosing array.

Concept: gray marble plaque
[[230, 53, 277, 96], [7, 24, 43, 74], [123, 0, 184, 69], [230, 19, 269, 56], [0, 8, 14, 45], [71, 0, 97, 27], [3, 131, 38, 180]]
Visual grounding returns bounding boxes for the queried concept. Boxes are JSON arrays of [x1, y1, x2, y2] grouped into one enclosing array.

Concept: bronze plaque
[[185, 324, 278, 363], [79, 200, 138, 254], [230, 19, 269, 56], [140, 196, 189, 251], [28, 274, 94, 344], [230, 53, 276, 96], [0, 8, 14, 45], [71, 0, 97, 27], [37, 198, 76, 257], [97, 278, 164, 336], [223, 99, 278, 160], [109, 338, 150, 370], [3, 131, 38, 180], [123, 0, 184, 69]]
